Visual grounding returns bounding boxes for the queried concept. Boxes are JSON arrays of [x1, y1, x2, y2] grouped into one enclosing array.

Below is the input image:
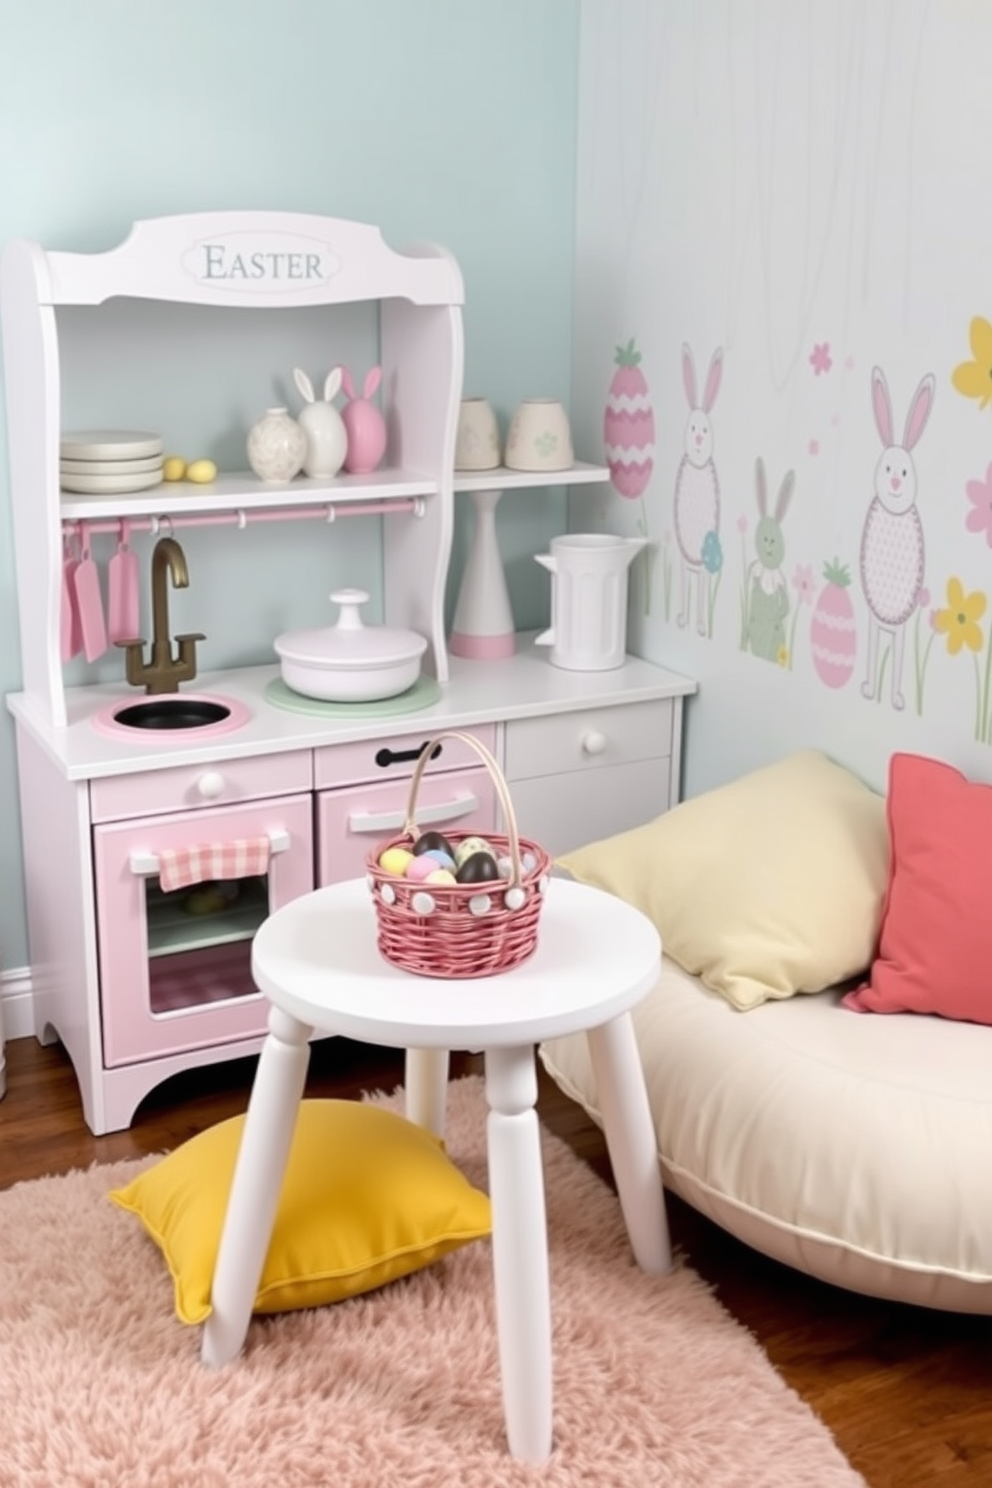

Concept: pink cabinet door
[[316, 766, 496, 884], [94, 794, 313, 1067]]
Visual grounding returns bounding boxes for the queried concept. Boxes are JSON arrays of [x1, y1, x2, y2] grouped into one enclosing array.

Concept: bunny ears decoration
[[338, 365, 387, 473], [288, 364, 388, 477]]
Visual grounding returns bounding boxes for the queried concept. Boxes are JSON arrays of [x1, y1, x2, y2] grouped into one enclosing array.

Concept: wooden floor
[[2, 1034, 990, 1488]]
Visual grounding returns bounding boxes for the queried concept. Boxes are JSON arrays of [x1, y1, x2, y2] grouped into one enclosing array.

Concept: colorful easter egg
[[412, 830, 455, 858], [424, 868, 457, 886], [811, 558, 857, 689], [423, 848, 456, 871], [405, 855, 439, 882], [603, 337, 655, 500], [453, 836, 495, 869], [455, 851, 501, 885], [378, 846, 414, 876]]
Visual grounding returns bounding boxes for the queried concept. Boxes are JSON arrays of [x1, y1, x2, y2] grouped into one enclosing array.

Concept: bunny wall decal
[[747, 457, 795, 663], [859, 365, 934, 711], [674, 342, 723, 635]]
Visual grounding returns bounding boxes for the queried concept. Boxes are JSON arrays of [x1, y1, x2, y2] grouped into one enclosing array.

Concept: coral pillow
[[843, 753, 992, 1022]]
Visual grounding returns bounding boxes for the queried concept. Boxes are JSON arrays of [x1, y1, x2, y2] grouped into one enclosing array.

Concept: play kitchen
[[2, 209, 695, 1134]]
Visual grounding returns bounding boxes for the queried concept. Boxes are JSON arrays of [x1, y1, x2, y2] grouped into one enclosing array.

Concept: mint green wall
[[0, 0, 580, 973]]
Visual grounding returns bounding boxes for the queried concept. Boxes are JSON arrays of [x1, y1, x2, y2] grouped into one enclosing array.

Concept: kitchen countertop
[[5, 634, 697, 782]]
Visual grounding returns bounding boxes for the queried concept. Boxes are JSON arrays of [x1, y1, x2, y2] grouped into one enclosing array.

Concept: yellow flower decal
[[934, 577, 986, 654], [952, 316, 992, 409]]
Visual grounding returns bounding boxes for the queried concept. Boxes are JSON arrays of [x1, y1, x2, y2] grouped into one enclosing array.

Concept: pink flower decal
[[809, 343, 833, 376], [792, 564, 815, 605], [965, 463, 992, 547], [808, 438, 819, 456]]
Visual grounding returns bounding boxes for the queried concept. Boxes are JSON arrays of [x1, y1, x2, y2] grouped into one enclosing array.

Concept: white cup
[[505, 397, 573, 473], [455, 397, 501, 471]]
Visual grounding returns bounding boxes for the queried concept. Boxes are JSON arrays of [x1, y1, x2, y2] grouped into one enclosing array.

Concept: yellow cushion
[[558, 749, 888, 1011], [110, 1099, 491, 1325]]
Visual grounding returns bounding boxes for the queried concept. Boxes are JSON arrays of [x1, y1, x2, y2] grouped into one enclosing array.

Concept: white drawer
[[510, 759, 672, 857], [89, 750, 313, 823], [314, 723, 496, 790], [503, 700, 673, 781]]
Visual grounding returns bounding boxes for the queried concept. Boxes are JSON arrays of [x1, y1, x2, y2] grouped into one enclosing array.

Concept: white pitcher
[[534, 533, 647, 671]]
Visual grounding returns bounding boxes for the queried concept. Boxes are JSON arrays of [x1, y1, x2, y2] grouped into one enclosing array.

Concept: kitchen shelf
[[453, 460, 608, 493], [60, 466, 440, 522]]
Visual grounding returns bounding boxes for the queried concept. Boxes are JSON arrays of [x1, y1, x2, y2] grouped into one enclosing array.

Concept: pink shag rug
[[0, 1076, 865, 1487]]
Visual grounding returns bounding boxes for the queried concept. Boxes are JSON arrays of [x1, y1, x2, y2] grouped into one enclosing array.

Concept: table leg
[[201, 1006, 313, 1368], [586, 1012, 672, 1274], [484, 1044, 553, 1463], [404, 1047, 450, 1139]]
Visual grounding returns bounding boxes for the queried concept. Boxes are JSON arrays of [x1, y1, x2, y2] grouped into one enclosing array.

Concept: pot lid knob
[[330, 588, 369, 631]]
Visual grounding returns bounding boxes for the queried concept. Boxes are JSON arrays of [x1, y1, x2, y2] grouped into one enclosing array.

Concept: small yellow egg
[[378, 846, 414, 877], [162, 455, 187, 481], [424, 869, 457, 885], [186, 458, 218, 484]]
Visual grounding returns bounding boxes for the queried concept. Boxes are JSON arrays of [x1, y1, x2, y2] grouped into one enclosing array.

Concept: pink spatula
[[73, 521, 108, 662], [60, 530, 83, 662], [107, 518, 140, 643]]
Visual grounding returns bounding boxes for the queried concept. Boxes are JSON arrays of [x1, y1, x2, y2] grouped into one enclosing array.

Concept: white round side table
[[201, 875, 670, 1463]]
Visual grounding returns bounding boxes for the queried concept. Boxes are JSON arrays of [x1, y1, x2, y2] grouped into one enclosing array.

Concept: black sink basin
[[112, 698, 232, 731]]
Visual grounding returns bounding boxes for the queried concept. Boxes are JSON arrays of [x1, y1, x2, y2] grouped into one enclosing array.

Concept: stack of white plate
[[60, 430, 165, 494]]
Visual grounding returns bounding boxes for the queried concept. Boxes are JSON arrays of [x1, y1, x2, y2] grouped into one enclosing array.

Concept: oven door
[[93, 794, 313, 1066]]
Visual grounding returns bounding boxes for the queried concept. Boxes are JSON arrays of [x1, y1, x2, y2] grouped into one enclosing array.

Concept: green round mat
[[264, 673, 442, 719]]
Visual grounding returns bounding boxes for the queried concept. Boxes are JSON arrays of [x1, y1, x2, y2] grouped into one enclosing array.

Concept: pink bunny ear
[[702, 348, 724, 413], [755, 456, 768, 516], [363, 366, 382, 399], [681, 343, 698, 408], [871, 367, 893, 446], [903, 373, 935, 450], [340, 366, 356, 401]]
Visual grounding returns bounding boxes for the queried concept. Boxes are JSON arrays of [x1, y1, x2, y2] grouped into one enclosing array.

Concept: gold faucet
[[117, 536, 205, 695]]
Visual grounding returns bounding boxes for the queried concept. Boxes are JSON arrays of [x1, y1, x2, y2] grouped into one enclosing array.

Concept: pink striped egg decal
[[604, 339, 655, 500], [811, 585, 856, 688]]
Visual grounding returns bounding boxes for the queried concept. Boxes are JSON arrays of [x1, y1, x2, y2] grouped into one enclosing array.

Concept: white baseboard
[[1, 965, 34, 1043]]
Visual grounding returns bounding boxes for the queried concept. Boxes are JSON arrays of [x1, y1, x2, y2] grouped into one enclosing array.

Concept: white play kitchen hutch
[[2, 210, 695, 1133]]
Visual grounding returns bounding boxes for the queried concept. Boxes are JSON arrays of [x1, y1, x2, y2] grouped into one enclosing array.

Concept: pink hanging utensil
[[107, 518, 140, 643], [73, 520, 108, 662], [60, 528, 83, 662]]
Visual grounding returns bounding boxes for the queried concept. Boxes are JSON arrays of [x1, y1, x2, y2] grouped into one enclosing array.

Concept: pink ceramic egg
[[405, 854, 439, 883]]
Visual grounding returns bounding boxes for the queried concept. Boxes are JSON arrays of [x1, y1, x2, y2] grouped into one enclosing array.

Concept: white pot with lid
[[274, 589, 427, 702]]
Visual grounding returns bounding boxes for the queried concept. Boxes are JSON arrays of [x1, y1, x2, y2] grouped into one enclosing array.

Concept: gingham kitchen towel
[[157, 837, 272, 892]]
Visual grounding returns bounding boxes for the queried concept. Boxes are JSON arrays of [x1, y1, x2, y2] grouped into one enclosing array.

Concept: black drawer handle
[[375, 741, 442, 769]]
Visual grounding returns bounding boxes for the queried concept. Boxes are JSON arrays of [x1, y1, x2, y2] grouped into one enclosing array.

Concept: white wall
[[572, 0, 992, 797]]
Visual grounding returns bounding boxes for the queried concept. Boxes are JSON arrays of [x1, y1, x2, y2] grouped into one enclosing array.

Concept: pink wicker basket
[[366, 730, 551, 979]]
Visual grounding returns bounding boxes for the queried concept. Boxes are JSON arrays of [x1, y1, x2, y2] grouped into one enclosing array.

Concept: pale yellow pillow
[[110, 1099, 491, 1324], [558, 750, 888, 1010]]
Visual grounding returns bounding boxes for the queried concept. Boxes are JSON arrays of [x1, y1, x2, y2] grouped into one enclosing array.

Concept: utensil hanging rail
[[61, 498, 425, 541]]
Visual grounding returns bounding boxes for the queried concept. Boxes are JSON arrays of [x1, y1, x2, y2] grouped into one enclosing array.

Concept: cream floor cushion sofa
[[539, 749, 992, 1312]]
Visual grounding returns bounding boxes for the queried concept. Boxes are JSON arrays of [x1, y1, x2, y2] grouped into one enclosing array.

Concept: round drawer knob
[[581, 730, 607, 757], [196, 770, 226, 799]]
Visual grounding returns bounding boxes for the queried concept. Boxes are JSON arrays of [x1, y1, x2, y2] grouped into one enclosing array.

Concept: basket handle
[[404, 730, 524, 886]]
